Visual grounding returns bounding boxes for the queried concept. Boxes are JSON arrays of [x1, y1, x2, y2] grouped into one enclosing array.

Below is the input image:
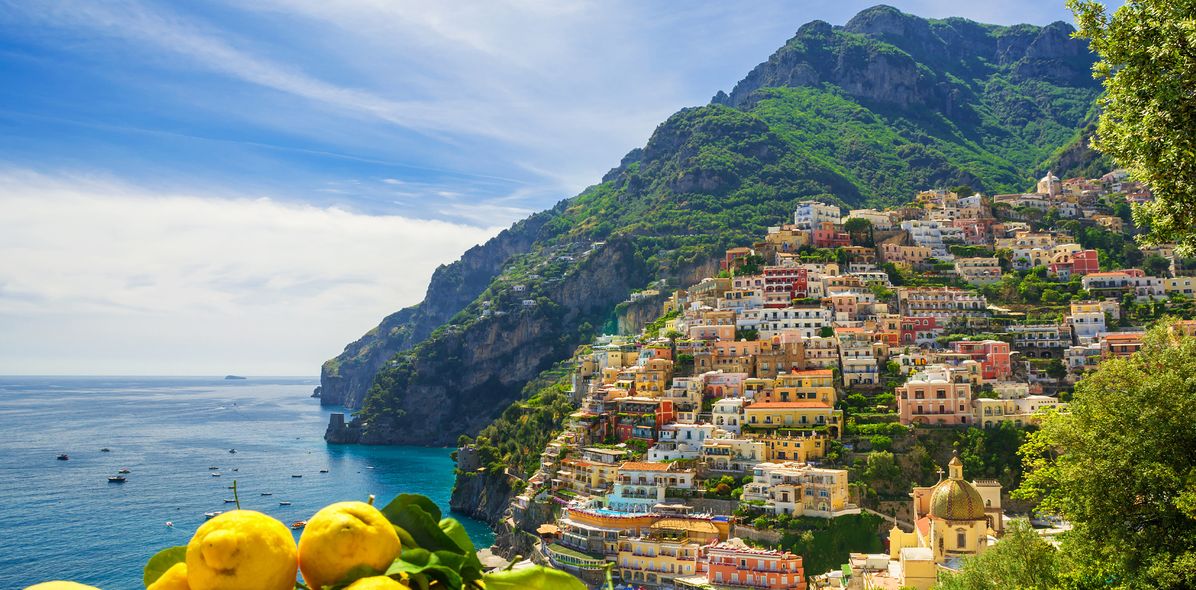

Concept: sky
[[0, 0, 1087, 375]]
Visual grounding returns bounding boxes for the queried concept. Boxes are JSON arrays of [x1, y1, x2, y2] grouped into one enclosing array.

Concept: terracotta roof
[[619, 461, 671, 471], [747, 401, 832, 409], [651, 518, 719, 534]]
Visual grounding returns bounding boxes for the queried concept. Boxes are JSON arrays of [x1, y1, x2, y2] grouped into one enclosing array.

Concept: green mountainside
[[320, 5, 1103, 446]]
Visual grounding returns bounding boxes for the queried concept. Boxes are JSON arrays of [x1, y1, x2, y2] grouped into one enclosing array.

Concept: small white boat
[[223, 499, 237, 503], [165, 521, 173, 527], [279, 501, 292, 506], [108, 476, 127, 483], [260, 492, 272, 496], [204, 511, 222, 520], [211, 473, 221, 477], [319, 469, 329, 473], [118, 468, 131, 474], [208, 466, 219, 470]]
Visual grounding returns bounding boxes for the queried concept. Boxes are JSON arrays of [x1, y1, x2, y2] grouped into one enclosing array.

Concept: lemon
[[344, 576, 410, 590], [298, 501, 400, 590], [147, 562, 190, 590], [23, 583, 100, 590], [186, 510, 297, 590]]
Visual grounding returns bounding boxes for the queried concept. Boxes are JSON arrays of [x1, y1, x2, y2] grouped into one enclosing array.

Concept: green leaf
[[386, 549, 463, 589], [383, 501, 460, 554], [143, 546, 186, 588], [483, 566, 588, 590], [438, 518, 473, 553], [381, 493, 442, 523]]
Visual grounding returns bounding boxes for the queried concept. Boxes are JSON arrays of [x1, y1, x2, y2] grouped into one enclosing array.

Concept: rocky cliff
[[319, 211, 553, 409]]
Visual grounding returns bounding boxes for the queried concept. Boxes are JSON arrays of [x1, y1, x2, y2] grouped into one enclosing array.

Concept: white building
[[756, 306, 832, 339], [648, 423, 719, 461], [794, 200, 842, 231]]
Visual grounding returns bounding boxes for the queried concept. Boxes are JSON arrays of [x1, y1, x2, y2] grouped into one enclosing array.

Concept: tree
[[936, 519, 1060, 590], [1069, 1, 1196, 253], [1018, 321, 1196, 588], [1143, 254, 1171, 278], [843, 217, 874, 246]]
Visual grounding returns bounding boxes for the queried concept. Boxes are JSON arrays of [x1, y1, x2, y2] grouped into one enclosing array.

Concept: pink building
[[702, 539, 807, 590], [896, 366, 973, 426], [812, 221, 851, 248], [900, 316, 939, 345], [949, 340, 1012, 381]]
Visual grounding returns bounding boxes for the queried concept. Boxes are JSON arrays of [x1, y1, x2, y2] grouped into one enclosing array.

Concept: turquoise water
[[0, 376, 494, 590]]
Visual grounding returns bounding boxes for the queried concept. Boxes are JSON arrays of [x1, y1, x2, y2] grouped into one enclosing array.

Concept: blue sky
[[0, 1, 1087, 374]]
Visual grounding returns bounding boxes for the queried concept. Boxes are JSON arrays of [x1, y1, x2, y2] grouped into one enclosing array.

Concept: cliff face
[[319, 212, 553, 409], [351, 238, 652, 446]]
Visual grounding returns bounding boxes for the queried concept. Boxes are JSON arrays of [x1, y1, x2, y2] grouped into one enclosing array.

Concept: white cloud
[[0, 170, 500, 374]]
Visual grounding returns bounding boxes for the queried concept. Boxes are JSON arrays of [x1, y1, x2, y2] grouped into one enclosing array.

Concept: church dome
[[929, 455, 986, 521]]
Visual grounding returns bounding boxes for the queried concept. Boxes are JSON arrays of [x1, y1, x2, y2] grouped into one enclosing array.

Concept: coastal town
[[455, 169, 1190, 589]]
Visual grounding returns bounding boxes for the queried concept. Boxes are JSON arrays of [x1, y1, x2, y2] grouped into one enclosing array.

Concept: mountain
[[321, 5, 1102, 445]]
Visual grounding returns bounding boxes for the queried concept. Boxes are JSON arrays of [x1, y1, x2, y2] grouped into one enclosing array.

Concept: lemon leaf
[[483, 566, 587, 590], [387, 548, 463, 589], [143, 545, 186, 588], [438, 518, 473, 553], [381, 493, 442, 523]]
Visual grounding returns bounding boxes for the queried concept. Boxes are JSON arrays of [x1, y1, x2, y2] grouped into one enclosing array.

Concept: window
[[957, 530, 967, 548]]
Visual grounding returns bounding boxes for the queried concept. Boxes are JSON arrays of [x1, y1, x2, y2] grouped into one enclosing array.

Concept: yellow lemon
[[186, 510, 297, 590], [298, 501, 400, 590], [344, 576, 410, 590], [147, 562, 190, 590], [24, 583, 100, 590]]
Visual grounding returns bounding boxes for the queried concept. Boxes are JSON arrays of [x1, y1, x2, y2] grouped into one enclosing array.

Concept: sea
[[0, 376, 494, 590]]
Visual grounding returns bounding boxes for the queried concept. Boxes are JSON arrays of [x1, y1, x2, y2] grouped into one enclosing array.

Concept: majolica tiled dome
[[929, 455, 986, 521]]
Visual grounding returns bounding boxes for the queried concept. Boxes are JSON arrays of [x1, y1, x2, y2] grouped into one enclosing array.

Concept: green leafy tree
[[936, 519, 1059, 590], [1069, 0, 1196, 253], [843, 217, 874, 246], [1018, 321, 1196, 588]]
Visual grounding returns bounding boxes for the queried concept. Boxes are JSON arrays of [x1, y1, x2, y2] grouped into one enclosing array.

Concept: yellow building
[[616, 519, 723, 588], [633, 358, 674, 397], [768, 369, 838, 405], [744, 401, 844, 438], [752, 432, 828, 463], [555, 458, 620, 495]]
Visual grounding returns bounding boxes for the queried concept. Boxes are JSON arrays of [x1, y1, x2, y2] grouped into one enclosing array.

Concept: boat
[[232, 468, 238, 472], [290, 521, 306, 530], [100, 448, 111, 452], [108, 476, 126, 483], [118, 468, 131, 474], [260, 492, 273, 496], [56, 454, 69, 461], [227, 485, 235, 489], [223, 499, 237, 503], [165, 521, 173, 527], [291, 474, 302, 478], [208, 466, 219, 470], [211, 473, 221, 477], [319, 469, 329, 473], [228, 449, 237, 454], [278, 501, 292, 506], [204, 511, 222, 520]]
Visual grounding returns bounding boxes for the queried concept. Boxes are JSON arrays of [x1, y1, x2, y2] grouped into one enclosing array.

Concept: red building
[[949, 339, 1012, 381], [701, 539, 807, 589], [762, 266, 809, 307], [1072, 249, 1100, 275], [612, 397, 676, 443], [811, 221, 851, 248], [900, 316, 939, 345]]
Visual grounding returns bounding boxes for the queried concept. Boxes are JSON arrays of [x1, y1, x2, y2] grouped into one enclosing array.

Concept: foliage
[[776, 513, 883, 576], [1018, 321, 1196, 589], [464, 362, 577, 476], [936, 519, 1060, 590], [1070, 0, 1196, 254]]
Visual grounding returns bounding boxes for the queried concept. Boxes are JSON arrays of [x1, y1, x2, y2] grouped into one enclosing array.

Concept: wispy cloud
[[0, 170, 500, 374]]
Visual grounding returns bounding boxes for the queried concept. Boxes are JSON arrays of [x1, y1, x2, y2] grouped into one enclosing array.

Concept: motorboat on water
[[108, 476, 126, 483], [291, 474, 302, 478], [56, 454, 69, 461], [278, 501, 292, 506], [223, 499, 237, 503], [290, 521, 306, 530], [260, 492, 273, 496], [228, 449, 237, 454], [319, 469, 329, 473], [208, 466, 219, 470], [100, 448, 111, 452], [211, 473, 221, 477], [118, 468, 131, 474], [204, 511, 222, 520]]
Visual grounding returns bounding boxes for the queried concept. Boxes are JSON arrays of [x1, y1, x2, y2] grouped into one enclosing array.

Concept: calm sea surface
[[0, 376, 494, 590]]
